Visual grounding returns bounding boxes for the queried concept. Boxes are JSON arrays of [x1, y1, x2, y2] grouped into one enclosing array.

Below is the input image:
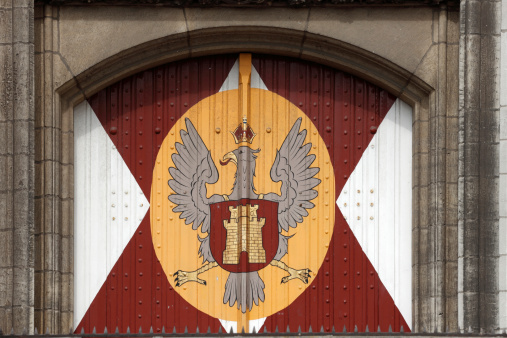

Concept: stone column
[[0, 0, 35, 335], [458, 0, 500, 333]]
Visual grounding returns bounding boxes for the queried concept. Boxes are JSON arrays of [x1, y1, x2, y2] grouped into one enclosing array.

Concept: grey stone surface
[[0, 0, 34, 335], [458, 0, 501, 333]]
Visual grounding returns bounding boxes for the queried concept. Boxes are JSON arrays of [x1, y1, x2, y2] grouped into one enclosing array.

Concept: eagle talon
[[280, 267, 312, 284], [173, 269, 206, 286]]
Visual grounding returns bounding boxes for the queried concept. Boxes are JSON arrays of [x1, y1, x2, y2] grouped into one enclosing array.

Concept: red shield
[[209, 199, 279, 273]]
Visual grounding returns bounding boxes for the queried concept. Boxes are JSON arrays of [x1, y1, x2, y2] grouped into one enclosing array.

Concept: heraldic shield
[[209, 199, 279, 273]]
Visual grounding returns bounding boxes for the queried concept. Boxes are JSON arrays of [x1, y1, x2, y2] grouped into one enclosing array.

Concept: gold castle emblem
[[223, 204, 266, 264]]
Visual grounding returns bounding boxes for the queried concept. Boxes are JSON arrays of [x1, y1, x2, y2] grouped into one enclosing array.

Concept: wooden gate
[[73, 53, 412, 334]]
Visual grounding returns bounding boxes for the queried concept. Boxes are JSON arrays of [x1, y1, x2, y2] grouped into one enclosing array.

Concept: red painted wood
[[76, 54, 409, 334]]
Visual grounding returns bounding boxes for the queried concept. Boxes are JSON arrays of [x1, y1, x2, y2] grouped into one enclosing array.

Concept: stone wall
[[5, 1, 502, 334], [0, 0, 34, 335], [458, 0, 500, 332]]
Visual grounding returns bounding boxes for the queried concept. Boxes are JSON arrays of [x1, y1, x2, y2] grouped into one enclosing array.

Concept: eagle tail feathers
[[223, 272, 265, 313]]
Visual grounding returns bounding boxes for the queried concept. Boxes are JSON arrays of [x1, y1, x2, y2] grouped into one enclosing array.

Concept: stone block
[[500, 175, 507, 217], [61, 200, 72, 237], [13, 120, 31, 156], [12, 0, 33, 8], [13, 154, 31, 191], [11, 267, 30, 306], [446, 260, 458, 293], [499, 255, 507, 291], [12, 305, 31, 334], [43, 161, 54, 196], [34, 271, 44, 310], [414, 44, 438, 88], [43, 271, 56, 309], [61, 132, 73, 166], [0, 121, 13, 156], [501, 218, 507, 255], [464, 35, 482, 110], [475, 114, 501, 152], [465, 0, 482, 35], [0, 230, 13, 268], [480, 35, 500, 110], [12, 226, 31, 267], [446, 150, 459, 183], [447, 10, 460, 44], [478, 292, 498, 329], [13, 189, 31, 227], [12, 5, 30, 43], [418, 228, 430, 264], [501, 107, 507, 139], [464, 142, 479, 177], [463, 219, 479, 256], [419, 186, 430, 227], [0, 192, 13, 231], [306, 7, 433, 75], [415, 120, 430, 154], [34, 128, 44, 163], [60, 273, 71, 312], [0, 0, 12, 8], [43, 197, 55, 234], [43, 233, 58, 270], [446, 225, 458, 260], [500, 142, 507, 174], [461, 256, 479, 292], [479, 177, 498, 217], [0, 9, 12, 44], [499, 291, 507, 329], [0, 45, 13, 122], [481, 1, 501, 36], [186, 7, 308, 37], [59, 6, 187, 79], [12, 46, 33, 120], [34, 162, 44, 198], [34, 234, 42, 270], [500, 34, 507, 107], [446, 183, 458, 224]]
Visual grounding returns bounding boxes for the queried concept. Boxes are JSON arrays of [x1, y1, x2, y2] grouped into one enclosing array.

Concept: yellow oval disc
[[151, 88, 335, 322]]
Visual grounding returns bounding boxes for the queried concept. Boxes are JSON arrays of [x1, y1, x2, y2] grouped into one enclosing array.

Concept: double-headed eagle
[[169, 117, 321, 313]]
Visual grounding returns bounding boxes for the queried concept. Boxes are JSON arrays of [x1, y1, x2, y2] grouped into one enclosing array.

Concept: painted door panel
[[74, 54, 412, 333]]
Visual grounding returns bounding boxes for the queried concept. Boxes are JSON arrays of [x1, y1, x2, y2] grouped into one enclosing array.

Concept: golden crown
[[231, 116, 256, 144]]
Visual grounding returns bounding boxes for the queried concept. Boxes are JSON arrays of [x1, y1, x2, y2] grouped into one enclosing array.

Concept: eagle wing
[[264, 118, 321, 233], [168, 118, 223, 263]]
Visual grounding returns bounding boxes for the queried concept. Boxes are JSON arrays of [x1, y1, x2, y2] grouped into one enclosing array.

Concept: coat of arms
[[169, 116, 321, 313]]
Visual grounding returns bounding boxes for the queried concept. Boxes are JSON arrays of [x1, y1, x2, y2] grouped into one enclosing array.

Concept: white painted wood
[[219, 319, 237, 333], [336, 98, 413, 328], [250, 64, 268, 90], [218, 317, 266, 333], [249, 317, 267, 333], [73, 100, 150, 328], [219, 59, 268, 92]]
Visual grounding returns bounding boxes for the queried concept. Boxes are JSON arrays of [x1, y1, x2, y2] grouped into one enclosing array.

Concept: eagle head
[[220, 146, 260, 167], [220, 146, 260, 199]]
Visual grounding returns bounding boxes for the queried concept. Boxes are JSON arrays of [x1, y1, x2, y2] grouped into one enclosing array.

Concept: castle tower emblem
[[223, 204, 266, 264]]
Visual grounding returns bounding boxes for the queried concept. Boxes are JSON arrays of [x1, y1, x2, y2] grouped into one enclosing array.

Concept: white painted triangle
[[249, 317, 267, 333], [219, 58, 268, 92], [251, 64, 268, 90], [219, 319, 237, 333], [219, 317, 266, 333], [73, 100, 150, 328], [336, 98, 413, 329], [219, 59, 239, 92]]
